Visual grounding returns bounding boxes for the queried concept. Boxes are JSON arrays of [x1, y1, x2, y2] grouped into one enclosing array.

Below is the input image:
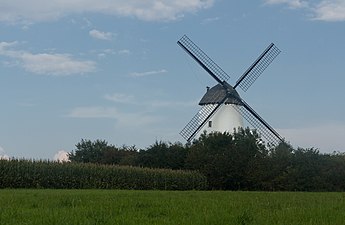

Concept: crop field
[[0, 190, 344, 225]]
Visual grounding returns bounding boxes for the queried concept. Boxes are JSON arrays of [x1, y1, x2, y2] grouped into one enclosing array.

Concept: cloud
[[21, 53, 96, 75], [96, 49, 131, 58], [102, 49, 130, 55], [0, 0, 215, 24], [67, 92, 197, 134], [264, 0, 345, 22], [0, 155, 9, 160], [17, 101, 36, 107], [129, 69, 167, 77], [0, 41, 96, 75], [53, 150, 70, 162], [67, 106, 159, 126], [201, 16, 220, 24], [118, 49, 131, 55], [67, 106, 119, 119], [150, 100, 198, 108], [89, 29, 114, 40], [0, 146, 10, 160], [104, 93, 135, 104], [312, 0, 345, 22], [104, 92, 197, 108], [264, 0, 308, 8]]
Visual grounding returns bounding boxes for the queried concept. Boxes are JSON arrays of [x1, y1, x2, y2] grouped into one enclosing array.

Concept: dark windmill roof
[[199, 83, 243, 106]]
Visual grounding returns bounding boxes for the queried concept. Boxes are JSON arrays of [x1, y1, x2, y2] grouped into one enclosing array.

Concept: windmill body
[[177, 35, 284, 146], [196, 84, 243, 138]]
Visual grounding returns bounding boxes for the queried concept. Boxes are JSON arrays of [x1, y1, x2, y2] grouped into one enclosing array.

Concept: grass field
[[0, 190, 344, 225]]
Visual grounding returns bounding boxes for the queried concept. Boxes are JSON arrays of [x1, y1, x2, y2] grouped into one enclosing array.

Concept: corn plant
[[0, 159, 207, 190]]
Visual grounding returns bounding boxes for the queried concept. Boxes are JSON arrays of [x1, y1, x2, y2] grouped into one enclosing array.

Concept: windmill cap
[[199, 83, 243, 106]]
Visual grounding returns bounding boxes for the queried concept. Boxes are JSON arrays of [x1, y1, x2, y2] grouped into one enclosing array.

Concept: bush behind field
[[0, 159, 207, 190]]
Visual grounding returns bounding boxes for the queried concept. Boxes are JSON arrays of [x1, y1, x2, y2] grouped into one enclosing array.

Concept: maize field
[[0, 159, 207, 190]]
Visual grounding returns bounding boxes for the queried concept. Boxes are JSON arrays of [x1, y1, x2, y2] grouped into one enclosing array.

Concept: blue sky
[[1, 0, 345, 160]]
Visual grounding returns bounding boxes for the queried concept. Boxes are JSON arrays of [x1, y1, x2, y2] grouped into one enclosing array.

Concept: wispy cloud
[[89, 29, 114, 40], [17, 101, 36, 107], [96, 48, 131, 58], [0, 41, 96, 75], [104, 92, 197, 108], [150, 100, 198, 108], [67, 106, 160, 126], [0, 0, 215, 24], [104, 93, 135, 104], [67, 106, 119, 119], [201, 16, 220, 24], [312, 0, 345, 22], [264, 0, 308, 9], [20, 53, 96, 75], [118, 49, 131, 55], [129, 69, 167, 77], [264, 0, 345, 22], [66, 93, 197, 142]]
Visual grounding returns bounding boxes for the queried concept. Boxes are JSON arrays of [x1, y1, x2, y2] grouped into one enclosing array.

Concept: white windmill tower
[[197, 84, 244, 138], [178, 35, 284, 146]]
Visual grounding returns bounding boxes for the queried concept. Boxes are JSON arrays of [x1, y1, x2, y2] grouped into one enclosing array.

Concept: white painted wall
[[196, 104, 243, 139]]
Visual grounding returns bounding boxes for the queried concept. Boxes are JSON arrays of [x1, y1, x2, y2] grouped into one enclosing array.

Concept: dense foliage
[[0, 159, 207, 190], [68, 128, 345, 191], [69, 139, 187, 169]]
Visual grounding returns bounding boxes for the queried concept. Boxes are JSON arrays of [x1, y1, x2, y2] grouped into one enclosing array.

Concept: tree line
[[68, 128, 345, 191]]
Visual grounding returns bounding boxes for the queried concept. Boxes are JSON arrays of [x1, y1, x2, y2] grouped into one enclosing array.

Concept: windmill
[[178, 35, 284, 146]]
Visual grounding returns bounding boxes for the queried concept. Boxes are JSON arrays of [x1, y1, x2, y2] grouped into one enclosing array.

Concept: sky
[[1, 0, 345, 160]]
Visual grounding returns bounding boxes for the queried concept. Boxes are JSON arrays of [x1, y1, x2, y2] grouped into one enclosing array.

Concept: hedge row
[[0, 159, 207, 190]]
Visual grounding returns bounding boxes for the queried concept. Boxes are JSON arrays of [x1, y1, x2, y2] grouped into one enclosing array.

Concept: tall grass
[[0, 159, 207, 190], [0, 190, 344, 225]]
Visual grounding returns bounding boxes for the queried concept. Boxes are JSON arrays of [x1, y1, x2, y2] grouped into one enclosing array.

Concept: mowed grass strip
[[0, 190, 344, 225]]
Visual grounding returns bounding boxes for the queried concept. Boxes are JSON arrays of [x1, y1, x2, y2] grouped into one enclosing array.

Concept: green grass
[[0, 190, 345, 225]]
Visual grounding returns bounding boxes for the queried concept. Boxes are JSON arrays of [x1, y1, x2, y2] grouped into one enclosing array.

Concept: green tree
[[322, 152, 345, 191], [186, 128, 267, 190], [263, 142, 294, 191], [69, 139, 109, 163], [136, 141, 187, 169], [165, 142, 188, 169], [288, 147, 326, 191], [69, 139, 138, 165]]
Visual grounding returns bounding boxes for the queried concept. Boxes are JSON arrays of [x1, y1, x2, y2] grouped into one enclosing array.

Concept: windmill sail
[[234, 99, 283, 145], [234, 43, 281, 92], [178, 35, 284, 146], [178, 35, 230, 84], [180, 104, 219, 142], [180, 92, 228, 142]]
